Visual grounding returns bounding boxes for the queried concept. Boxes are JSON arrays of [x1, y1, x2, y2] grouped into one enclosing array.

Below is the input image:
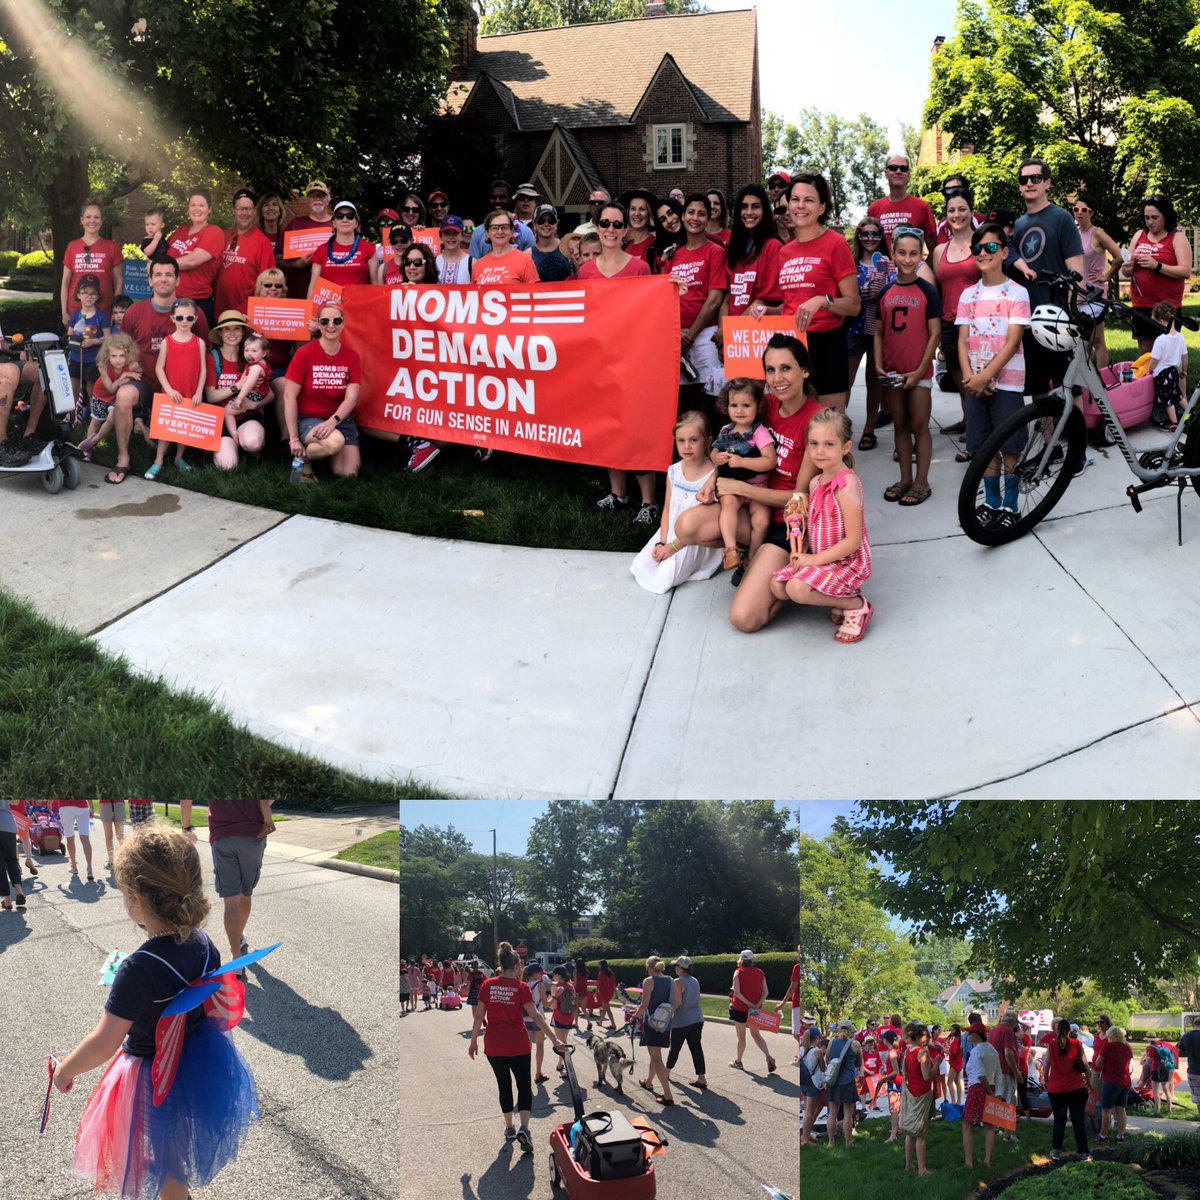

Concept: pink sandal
[[834, 599, 873, 643]]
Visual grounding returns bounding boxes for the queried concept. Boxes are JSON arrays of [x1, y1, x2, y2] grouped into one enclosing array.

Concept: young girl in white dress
[[631, 411, 722, 593]]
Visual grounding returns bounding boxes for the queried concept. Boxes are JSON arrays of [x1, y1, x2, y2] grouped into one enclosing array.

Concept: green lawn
[[804, 1115, 1058, 1200], [1102, 296, 1200, 393], [0, 591, 443, 802], [334, 830, 400, 871]]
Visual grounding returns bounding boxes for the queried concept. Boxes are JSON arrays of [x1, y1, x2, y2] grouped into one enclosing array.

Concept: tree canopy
[[480, 0, 701, 35], [846, 801, 1200, 1004], [919, 0, 1200, 230], [0, 0, 469, 274], [799, 828, 922, 1030], [762, 108, 890, 224]]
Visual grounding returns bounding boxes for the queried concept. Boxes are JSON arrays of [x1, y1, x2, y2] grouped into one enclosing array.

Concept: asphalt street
[[0, 835, 400, 1199], [398, 1003, 799, 1199]]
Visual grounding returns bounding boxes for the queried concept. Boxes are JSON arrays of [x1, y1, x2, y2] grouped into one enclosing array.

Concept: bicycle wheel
[[957, 399, 1087, 545]]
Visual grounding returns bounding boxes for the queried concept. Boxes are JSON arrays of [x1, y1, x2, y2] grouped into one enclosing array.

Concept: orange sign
[[748, 1008, 781, 1033], [981, 1095, 1017, 1131], [344, 277, 681, 471], [246, 296, 314, 342], [283, 226, 331, 258], [311, 278, 343, 310], [149, 393, 224, 451], [722, 315, 803, 379], [413, 228, 442, 255]]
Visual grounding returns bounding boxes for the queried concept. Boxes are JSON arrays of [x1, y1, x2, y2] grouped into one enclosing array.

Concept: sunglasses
[[597, 218, 626, 230], [486, 223, 512, 232], [261, 283, 285, 290], [534, 215, 557, 225], [970, 240, 1002, 256], [1072, 204, 1091, 213], [885, 164, 909, 172], [402, 205, 421, 213], [429, 200, 448, 207], [333, 212, 356, 220], [1019, 173, 1045, 185], [404, 258, 426, 267], [943, 187, 970, 200], [318, 316, 344, 326], [858, 230, 882, 239], [173, 313, 196, 322]]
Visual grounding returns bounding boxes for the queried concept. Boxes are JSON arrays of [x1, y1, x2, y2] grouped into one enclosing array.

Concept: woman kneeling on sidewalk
[[468, 940, 557, 1154]]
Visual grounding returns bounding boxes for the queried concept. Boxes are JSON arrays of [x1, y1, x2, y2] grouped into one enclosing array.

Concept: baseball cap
[[985, 207, 1016, 227], [738, 949, 755, 962], [514, 182, 540, 199], [534, 204, 558, 222], [305, 180, 330, 195], [768, 170, 792, 185], [673, 955, 692, 968], [331, 201, 357, 217], [427, 190, 449, 204], [440, 214, 465, 231], [376, 208, 400, 223]]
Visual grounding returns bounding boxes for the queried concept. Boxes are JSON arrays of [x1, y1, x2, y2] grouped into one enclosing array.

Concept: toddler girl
[[771, 407, 873, 643], [1149, 300, 1188, 430], [216, 332, 272, 470], [54, 826, 257, 1199], [148, 298, 208, 479], [705, 377, 777, 571], [630, 411, 721, 593], [80, 333, 142, 461], [875, 228, 942, 506]]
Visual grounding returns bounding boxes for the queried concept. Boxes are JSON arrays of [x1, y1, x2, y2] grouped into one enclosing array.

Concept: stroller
[[27, 803, 65, 854]]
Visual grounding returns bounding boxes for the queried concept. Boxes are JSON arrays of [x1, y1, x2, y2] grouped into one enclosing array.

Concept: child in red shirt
[[148, 298, 207, 478]]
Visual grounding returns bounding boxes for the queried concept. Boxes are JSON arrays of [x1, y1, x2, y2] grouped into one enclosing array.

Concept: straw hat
[[209, 309, 255, 345]]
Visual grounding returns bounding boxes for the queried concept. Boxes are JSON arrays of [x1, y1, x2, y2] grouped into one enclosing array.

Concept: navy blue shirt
[[1012, 203, 1082, 309]]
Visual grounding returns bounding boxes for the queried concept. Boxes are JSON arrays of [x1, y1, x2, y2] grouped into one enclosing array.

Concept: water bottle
[[289, 455, 305, 483]]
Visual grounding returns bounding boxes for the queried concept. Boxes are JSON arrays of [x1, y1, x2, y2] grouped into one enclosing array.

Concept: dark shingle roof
[[446, 10, 757, 130]]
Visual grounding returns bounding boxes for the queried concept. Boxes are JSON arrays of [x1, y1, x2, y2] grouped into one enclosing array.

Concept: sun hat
[[305, 180, 330, 195], [208, 309, 254, 345], [514, 182, 540, 199]]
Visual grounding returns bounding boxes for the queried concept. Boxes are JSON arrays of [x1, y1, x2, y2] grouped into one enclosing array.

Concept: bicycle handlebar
[[1034, 269, 1199, 336]]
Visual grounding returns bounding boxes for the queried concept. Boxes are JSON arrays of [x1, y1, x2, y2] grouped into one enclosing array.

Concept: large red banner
[[342, 278, 681, 471]]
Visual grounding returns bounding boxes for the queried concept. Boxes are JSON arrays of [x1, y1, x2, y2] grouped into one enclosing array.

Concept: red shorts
[[964, 1082, 987, 1124]]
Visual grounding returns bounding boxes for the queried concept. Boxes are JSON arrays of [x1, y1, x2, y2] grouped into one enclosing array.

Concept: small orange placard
[[310, 278, 343, 310], [283, 226, 332, 258], [149, 393, 224, 451], [722, 315, 804, 379], [246, 297, 314, 342], [748, 1008, 781, 1033], [981, 1095, 1016, 1131], [413, 228, 442, 255]]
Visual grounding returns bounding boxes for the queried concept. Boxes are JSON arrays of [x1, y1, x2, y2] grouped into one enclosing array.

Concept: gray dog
[[587, 1032, 634, 1093]]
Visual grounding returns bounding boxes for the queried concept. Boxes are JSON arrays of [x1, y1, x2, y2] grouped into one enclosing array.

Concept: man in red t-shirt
[[283, 181, 334, 299], [180, 795, 273, 979], [867, 153, 936, 255], [214, 188, 277, 315]]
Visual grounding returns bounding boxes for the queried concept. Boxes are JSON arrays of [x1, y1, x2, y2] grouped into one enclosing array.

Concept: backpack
[[557, 983, 576, 1015], [1154, 1042, 1177, 1072]]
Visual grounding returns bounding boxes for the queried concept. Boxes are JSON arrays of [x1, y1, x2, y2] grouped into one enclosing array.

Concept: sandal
[[729, 1060, 744, 1069], [656, 1096, 675, 1105], [721, 547, 741, 571], [767, 1057, 777, 1073], [858, 431, 877, 451], [835, 599, 874, 644], [899, 485, 932, 506], [144, 463, 162, 480], [639, 1079, 656, 1091], [689, 1080, 709, 1088], [105, 466, 129, 484], [24, 860, 38, 875], [174, 458, 193, 472], [15, 892, 25, 907], [955, 448, 972, 463], [884, 482, 910, 502]]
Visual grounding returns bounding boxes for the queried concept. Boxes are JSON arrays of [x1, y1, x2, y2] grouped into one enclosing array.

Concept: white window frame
[[652, 122, 687, 170]]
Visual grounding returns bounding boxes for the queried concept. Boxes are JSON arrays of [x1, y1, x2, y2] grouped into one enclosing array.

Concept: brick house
[[438, 4, 761, 223]]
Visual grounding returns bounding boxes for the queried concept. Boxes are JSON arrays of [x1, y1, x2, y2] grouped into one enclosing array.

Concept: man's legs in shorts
[[212, 835, 266, 963]]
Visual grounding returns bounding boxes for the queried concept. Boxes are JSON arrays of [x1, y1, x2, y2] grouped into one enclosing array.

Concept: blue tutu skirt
[[71, 1018, 258, 1198]]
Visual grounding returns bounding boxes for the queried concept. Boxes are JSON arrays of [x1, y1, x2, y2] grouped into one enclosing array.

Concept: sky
[[704, 0, 963, 147], [400, 799, 801, 855]]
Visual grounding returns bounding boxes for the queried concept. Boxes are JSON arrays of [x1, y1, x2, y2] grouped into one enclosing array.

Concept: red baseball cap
[[768, 170, 792, 185], [376, 208, 400, 222]]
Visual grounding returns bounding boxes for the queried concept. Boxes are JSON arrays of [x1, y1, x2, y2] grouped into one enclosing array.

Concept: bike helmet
[[1029, 304, 1077, 352]]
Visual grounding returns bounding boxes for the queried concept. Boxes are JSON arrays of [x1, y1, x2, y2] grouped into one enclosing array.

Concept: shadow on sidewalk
[[238, 961, 372, 1081]]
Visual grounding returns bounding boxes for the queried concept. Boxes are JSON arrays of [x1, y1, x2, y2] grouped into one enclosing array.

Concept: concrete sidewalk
[[5, 382, 1199, 799]]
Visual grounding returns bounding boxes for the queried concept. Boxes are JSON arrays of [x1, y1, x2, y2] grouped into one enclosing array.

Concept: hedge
[[0, 250, 20, 275], [5, 272, 55, 293], [998, 1159, 1154, 1200], [0, 298, 59, 335], [1126, 1027, 1185, 1043], [16, 250, 52, 271], [592, 952, 794, 997]]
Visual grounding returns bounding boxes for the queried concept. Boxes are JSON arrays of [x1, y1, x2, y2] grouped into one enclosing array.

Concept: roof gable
[[630, 53, 709, 123], [446, 9, 756, 131], [457, 71, 521, 131]]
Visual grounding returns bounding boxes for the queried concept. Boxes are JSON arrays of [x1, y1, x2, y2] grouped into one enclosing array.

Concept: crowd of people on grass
[[401, 943, 800, 1152], [1, 159, 1192, 639], [800, 1008, 1200, 1175]]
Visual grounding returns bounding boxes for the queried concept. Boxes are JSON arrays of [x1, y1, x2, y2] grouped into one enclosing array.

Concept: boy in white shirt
[[1149, 300, 1188, 429]]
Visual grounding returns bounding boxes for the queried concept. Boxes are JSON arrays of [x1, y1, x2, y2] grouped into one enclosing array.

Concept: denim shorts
[[965, 388, 1027, 456], [299, 413, 359, 447]]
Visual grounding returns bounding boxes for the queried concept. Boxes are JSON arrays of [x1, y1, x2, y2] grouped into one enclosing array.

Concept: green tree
[[525, 799, 596, 946], [481, 0, 701, 35], [910, 934, 974, 995], [761, 107, 890, 223], [400, 823, 471, 865], [1013, 982, 1133, 1029], [399, 855, 460, 959], [846, 802, 1200, 1002], [799, 829, 921, 1030], [0, 0, 469, 286], [922, 0, 1200, 233]]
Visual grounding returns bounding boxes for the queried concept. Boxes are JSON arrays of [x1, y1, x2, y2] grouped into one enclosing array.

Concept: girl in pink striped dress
[[770, 407, 874, 642]]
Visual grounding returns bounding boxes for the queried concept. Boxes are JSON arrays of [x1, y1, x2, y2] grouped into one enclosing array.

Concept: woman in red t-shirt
[[308, 201, 379, 298], [728, 950, 775, 1074], [168, 190, 227, 325], [1093, 1025, 1133, 1140], [901, 1023, 936, 1175], [1120, 194, 1192, 353], [592, 960, 617, 1030], [1045, 1019, 1090, 1159], [468, 941, 557, 1153], [721, 184, 783, 324], [671, 335, 822, 617], [60, 199, 122, 328], [763, 174, 859, 408], [282, 302, 362, 480]]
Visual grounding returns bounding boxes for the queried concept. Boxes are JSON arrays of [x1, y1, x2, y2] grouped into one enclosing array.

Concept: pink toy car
[[1080, 362, 1154, 443]]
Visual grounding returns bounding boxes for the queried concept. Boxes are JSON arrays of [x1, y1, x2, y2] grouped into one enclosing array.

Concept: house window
[[653, 123, 686, 170]]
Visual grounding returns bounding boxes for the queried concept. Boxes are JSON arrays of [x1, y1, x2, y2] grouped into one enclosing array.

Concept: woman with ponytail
[[1045, 1017, 1091, 1162], [468, 941, 558, 1154]]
